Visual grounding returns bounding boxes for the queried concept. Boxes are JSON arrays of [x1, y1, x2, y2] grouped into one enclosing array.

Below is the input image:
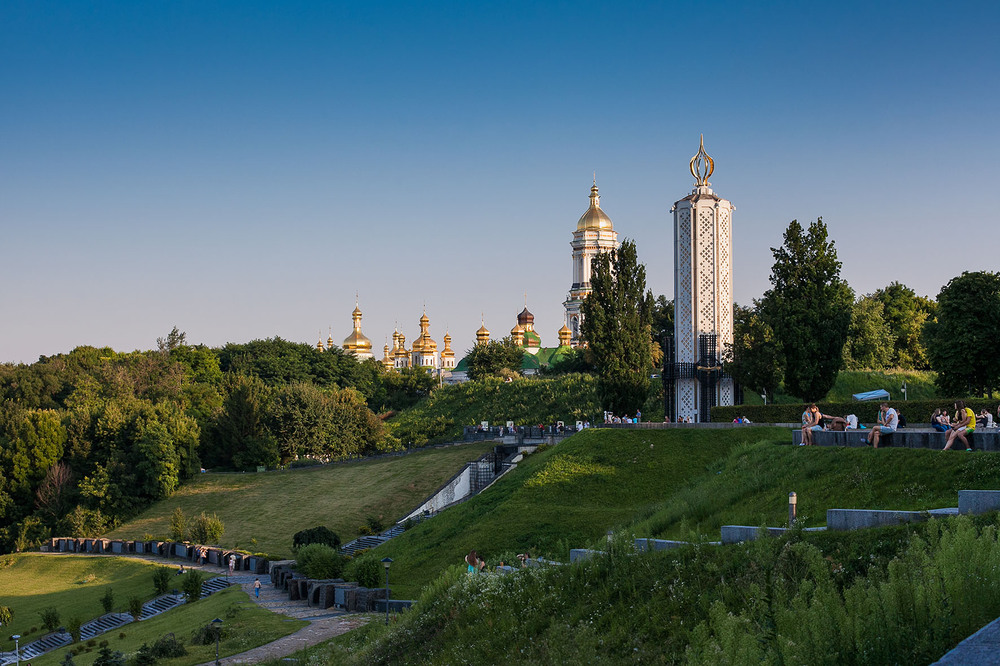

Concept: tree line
[[0, 335, 436, 552]]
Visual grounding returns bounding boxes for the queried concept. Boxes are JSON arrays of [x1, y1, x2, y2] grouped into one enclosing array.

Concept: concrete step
[[80, 613, 131, 640]]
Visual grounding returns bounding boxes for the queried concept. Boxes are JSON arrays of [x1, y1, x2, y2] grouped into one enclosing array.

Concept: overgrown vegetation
[[321, 515, 1000, 664], [389, 375, 601, 446]]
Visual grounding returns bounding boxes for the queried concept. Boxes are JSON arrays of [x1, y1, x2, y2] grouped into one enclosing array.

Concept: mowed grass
[[372, 427, 786, 598], [34, 585, 307, 666], [631, 440, 1000, 540], [0, 554, 171, 652], [109, 442, 494, 558]]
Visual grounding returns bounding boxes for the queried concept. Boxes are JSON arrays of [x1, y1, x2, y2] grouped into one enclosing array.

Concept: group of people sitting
[[801, 400, 999, 450]]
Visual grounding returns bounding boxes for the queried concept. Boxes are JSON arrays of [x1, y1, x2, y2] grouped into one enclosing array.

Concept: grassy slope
[[34, 585, 306, 666], [109, 442, 493, 558], [0, 554, 170, 651], [372, 427, 1000, 599], [372, 427, 785, 598], [630, 440, 1000, 540], [758, 369, 939, 404]]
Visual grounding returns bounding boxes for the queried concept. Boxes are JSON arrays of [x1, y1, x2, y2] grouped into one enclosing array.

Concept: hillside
[[109, 442, 493, 558], [365, 426, 1000, 599]]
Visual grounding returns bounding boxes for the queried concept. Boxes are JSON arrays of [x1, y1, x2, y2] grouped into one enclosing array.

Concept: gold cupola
[[327, 327, 334, 350], [511, 323, 525, 346], [576, 178, 614, 231], [342, 303, 374, 357], [316, 331, 324, 352], [558, 324, 572, 347], [441, 331, 456, 369], [382, 340, 394, 371], [476, 319, 490, 345]]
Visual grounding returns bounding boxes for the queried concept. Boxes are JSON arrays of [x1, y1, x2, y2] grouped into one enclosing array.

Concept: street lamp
[[211, 618, 222, 666], [12, 634, 20, 666], [380, 558, 393, 626]]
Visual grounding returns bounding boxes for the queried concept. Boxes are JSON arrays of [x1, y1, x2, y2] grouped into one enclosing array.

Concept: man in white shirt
[[861, 402, 897, 449]]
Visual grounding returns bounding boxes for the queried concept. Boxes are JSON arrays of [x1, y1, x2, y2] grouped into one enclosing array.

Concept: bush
[[296, 543, 346, 580], [348, 555, 382, 589], [151, 633, 187, 658], [127, 596, 143, 621], [188, 512, 224, 545], [101, 587, 115, 614], [169, 508, 185, 542], [39, 606, 61, 632], [292, 526, 341, 551], [180, 570, 204, 603], [61, 653, 76, 666], [152, 567, 172, 596], [93, 645, 125, 666], [190, 622, 226, 646], [67, 616, 82, 643]]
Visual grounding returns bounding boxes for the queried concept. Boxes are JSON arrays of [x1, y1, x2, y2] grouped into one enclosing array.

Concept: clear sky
[[2, 0, 998, 364]]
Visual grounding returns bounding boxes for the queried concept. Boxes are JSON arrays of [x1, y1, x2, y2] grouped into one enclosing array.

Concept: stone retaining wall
[[46, 537, 268, 574]]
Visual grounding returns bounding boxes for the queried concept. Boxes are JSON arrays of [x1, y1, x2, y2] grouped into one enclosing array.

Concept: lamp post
[[380, 558, 393, 626], [788, 492, 797, 527], [12, 634, 20, 666], [211, 618, 222, 666]]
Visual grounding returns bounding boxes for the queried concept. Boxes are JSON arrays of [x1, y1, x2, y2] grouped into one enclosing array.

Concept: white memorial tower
[[670, 136, 735, 422]]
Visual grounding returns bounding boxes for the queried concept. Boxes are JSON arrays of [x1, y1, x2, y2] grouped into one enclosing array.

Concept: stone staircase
[[139, 593, 185, 619], [12, 631, 72, 661], [81, 613, 133, 641]]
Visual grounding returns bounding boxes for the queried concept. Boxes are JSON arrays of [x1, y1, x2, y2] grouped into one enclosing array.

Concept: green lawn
[[109, 442, 494, 558], [371, 427, 785, 598], [0, 554, 172, 652], [629, 440, 1000, 540], [33, 585, 307, 666]]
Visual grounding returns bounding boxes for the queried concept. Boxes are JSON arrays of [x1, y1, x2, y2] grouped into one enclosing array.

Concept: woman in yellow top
[[942, 400, 976, 451]]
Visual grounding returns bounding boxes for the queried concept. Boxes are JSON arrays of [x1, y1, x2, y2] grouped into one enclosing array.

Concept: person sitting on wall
[[800, 404, 831, 445], [943, 400, 976, 451], [861, 402, 898, 449], [931, 409, 950, 432]]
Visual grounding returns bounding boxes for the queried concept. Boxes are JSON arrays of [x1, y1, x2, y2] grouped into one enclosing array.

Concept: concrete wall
[[403, 465, 473, 520]]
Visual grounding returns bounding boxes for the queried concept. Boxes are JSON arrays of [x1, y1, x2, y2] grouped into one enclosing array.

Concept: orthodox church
[[316, 179, 624, 383]]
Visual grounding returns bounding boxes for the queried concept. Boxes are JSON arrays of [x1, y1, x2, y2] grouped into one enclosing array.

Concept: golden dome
[[577, 182, 614, 231], [343, 305, 373, 351]]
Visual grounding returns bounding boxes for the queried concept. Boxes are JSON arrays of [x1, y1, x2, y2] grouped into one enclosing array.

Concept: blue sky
[[2, 1, 998, 363]]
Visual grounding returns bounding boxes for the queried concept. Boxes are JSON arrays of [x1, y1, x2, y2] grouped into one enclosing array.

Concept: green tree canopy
[[759, 218, 854, 402], [872, 281, 936, 369], [581, 238, 654, 415], [464, 338, 524, 381], [924, 271, 1000, 397], [725, 303, 782, 400], [842, 296, 894, 371]]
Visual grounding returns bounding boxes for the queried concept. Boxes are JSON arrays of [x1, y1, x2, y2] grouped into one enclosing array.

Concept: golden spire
[[576, 178, 614, 231], [316, 330, 324, 352], [689, 134, 715, 187], [558, 324, 572, 347], [327, 326, 334, 349], [476, 314, 490, 344]]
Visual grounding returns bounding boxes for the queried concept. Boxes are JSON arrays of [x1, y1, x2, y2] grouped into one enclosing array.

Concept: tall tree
[[759, 219, 853, 402], [725, 303, 782, 401], [871, 281, 936, 369], [924, 271, 1000, 397], [581, 239, 654, 415], [842, 296, 894, 370]]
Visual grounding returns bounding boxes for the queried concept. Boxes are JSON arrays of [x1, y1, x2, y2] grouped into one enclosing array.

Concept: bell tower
[[668, 137, 735, 422]]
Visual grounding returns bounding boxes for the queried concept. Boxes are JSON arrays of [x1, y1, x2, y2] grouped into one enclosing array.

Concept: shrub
[[92, 645, 125, 666], [188, 512, 224, 545], [127, 596, 143, 622], [151, 633, 187, 658], [67, 617, 82, 643], [169, 508, 186, 542], [366, 516, 384, 534], [296, 543, 346, 580], [39, 606, 61, 632], [349, 555, 382, 589], [292, 526, 341, 551], [180, 570, 204, 603], [152, 567, 172, 596], [100, 588, 115, 614], [190, 622, 226, 646], [61, 653, 76, 666]]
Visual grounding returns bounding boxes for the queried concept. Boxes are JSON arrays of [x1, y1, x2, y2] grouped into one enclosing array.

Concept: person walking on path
[[228, 554, 236, 576], [861, 402, 898, 449], [254, 578, 261, 598]]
